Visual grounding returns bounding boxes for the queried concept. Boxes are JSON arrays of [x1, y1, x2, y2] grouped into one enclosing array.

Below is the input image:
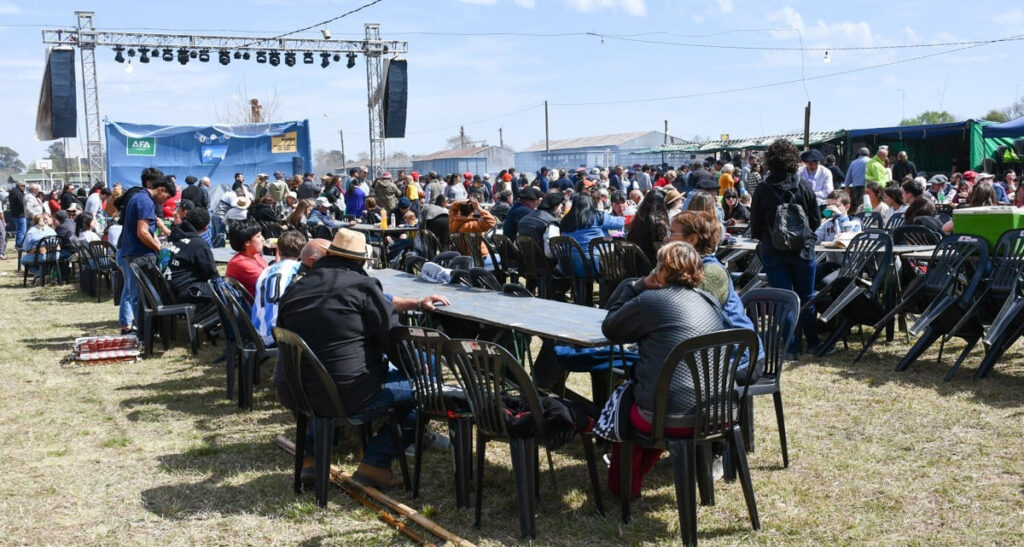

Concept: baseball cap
[[315, 196, 331, 208], [519, 187, 542, 200]]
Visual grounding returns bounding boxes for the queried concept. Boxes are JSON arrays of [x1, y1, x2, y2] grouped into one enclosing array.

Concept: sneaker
[[712, 455, 724, 480], [404, 430, 451, 458]]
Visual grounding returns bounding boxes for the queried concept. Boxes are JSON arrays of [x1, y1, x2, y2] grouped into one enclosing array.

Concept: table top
[[213, 247, 236, 263], [368, 269, 610, 347], [721, 238, 933, 256], [349, 223, 420, 235]]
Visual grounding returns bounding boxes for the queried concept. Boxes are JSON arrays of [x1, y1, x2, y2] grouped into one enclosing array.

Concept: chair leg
[[294, 413, 308, 494], [185, 309, 198, 356], [389, 410, 411, 492], [729, 426, 760, 531], [668, 439, 698, 547], [224, 340, 236, 401], [696, 442, 715, 506], [509, 437, 537, 540], [313, 417, 335, 508], [580, 434, 605, 516], [449, 418, 470, 509], [412, 414, 426, 498], [474, 435, 486, 528], [944, 335, 979, 382], [239, 349, 255, 410], [742, 394, 755, 454], [619, 441, 633, 523], [895, 328, 941, 372], [773, 391, 789, 468]]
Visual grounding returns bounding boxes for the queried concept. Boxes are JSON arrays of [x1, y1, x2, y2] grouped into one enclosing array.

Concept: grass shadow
[[21, 335, 80, 351]]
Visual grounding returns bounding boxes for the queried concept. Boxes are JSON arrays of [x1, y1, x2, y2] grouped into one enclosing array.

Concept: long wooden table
[[368, 269, 609, 347]]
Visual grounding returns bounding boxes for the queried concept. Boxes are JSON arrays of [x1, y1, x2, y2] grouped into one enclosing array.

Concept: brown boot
[[352, 462, 404, 490], [300, 456, 316, 486]]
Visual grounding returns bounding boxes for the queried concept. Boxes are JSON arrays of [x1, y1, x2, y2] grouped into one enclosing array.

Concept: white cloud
[[459, 0, 498, 4], [564, 0, 646, 17], [768, 7, 874, 47], [0, 2, 20, 14], [994, 9, 1024, 26], [514, 0, 536, 7], [717, 0, 733, 13]]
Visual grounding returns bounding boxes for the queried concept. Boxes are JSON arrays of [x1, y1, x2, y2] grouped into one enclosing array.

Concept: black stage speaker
[[383, 59, 407, 138], [291, 156, 304, 176], [35, 48, 77, 140]]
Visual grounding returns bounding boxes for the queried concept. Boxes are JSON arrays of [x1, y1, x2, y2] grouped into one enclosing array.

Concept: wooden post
[[544, 100, 550, 154], [339, 129, 347, 173], [499, 127, 504, 148], [803, 101, 811, 151]]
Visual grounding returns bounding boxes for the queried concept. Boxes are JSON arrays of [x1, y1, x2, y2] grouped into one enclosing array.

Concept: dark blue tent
[[982, 116, 1024, 138]]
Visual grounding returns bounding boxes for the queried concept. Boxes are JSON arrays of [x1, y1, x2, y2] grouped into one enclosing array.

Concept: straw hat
[[321, 228, 368, 261], [664, 188, 683, 205], [235, 196, 251, 208]]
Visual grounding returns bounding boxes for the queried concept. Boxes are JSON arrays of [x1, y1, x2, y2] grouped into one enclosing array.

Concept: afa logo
[[126, 137, 156, 156]]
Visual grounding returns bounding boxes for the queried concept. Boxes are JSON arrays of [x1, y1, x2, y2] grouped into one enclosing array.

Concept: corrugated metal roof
[[520, 131, 666, 152], [643, 130, 846, 154], [413, 146, 493, 161]]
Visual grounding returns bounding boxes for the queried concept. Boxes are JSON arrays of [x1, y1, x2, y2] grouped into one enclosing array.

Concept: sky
[[0, 0, 1021, 168]]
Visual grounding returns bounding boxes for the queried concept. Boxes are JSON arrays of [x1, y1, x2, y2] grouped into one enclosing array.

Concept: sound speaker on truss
[[383, 59, 407, 138], [35, 48, 77, 140]]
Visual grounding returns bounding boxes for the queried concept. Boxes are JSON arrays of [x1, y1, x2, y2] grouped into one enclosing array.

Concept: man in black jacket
[[181, 176, 209, 209], [501, 186, 541, 239], [9, 181, 26, 248], [161, 208, 218, 303]]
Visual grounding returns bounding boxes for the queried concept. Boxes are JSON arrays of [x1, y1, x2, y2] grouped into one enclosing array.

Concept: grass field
[[0, 242, 1022, 546]]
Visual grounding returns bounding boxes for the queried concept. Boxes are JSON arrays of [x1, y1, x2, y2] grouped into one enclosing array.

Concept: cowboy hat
[[321, 228, 368, 261]]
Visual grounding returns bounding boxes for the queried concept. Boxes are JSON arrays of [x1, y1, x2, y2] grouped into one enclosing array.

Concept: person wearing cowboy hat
[[276, 228, 449, 489]]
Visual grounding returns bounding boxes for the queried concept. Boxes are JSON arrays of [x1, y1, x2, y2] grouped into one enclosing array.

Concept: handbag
[[593, 380, 634, 442]]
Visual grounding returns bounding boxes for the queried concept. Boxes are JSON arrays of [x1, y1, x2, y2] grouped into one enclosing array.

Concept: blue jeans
[[14, 217, 26, 248], [20, 253, 47, 277], [351, 367, 416, 469], [116, 252, 154, 328], [760, 247, 818, 353]]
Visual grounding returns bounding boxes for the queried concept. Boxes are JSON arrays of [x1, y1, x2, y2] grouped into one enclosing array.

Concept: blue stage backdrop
[[104, 118, 312, 187]]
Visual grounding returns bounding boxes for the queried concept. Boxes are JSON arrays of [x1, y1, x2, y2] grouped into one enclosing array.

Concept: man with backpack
[[749, 139, 822, 358]]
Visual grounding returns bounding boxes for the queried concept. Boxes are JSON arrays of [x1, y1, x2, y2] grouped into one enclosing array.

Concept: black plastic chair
[[618, 329, 760, 546], [260, 220, 284, 240], [401, 254, 427, 275], [857, 211, 884, 231], [808, 230, 893, 355], [892, 225, 942, 246], [449, 269, 473, 287], [388, 327, 473, 506], [445, 339, 604, 540], [549, 235, 596, 306], [885, 212, 905, 231], [490, 233, 521, 284], [502, 282, 534, 297], [448, 255, 475, 271], [855, 234, 989, 368], [589, 237, 650, 307], [432, 251, 461, 268], [74, 241, 97, 297], [467, 267, 503, 291], [129, 262, 198, 357], [89, 241, 118, 302], [940, 229, 1024, 380], [515, 235, 554, 299], [274, 327, 410, 507], [22, 236, 60, 287], [415, 229, 442, 260], [224, 276, 254, 306], [450, 232, 485, 268], [220, 285, 279, 410], [208, 280, 244, 402], [737, 288, 800, 467]]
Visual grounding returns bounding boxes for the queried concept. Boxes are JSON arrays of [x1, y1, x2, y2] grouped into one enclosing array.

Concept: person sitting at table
[[308, 197, 341, 231], [286, 199, 313, 231], [559, 193, 625, 277], [449, 198, 497, 267], [276, 228, 449, 489], [161, 208, 219, 304], [251, 230, 307, 347], [601, 241, 726, 499], [882, 185, 904, 219], [624, 189, 669, 266], [904, 197, 945, 234], [225, 219, 268, 297], [814, 190, 862, 244], [248, 196, 280, 224], [722, 188, 750, 225], [361, 197, 383, 226], [417, 194, 450, 249], [389, 197, 414, 227], [74, 212, 102, 245], [20, 213, 56, 281], [861, 181, 889, 219]]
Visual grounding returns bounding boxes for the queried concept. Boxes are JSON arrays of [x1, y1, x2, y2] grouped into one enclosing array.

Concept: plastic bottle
[[862, 194, 873, 214], [380, 212, 388, 229]]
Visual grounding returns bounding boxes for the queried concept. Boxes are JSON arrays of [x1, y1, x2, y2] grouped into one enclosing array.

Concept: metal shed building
[[514, 130, 679, 174], [411, 145, 516, 176]]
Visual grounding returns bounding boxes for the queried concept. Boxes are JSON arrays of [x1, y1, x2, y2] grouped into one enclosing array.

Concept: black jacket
[[60, 191, 78, 211], [277, 256, 398, 414], [8, 187, 25, 217], [248, 203, 279, 223], [516, 208, 560, 243], [892, 160, 917, 183], [164, 221, 218, 299], [297, 180, 320, 200], [56, 219, 76, 249], [750, 171, 821, 250], [502, 202, 534, 239], [181, 184, 209, 209], [912, 215, 944, 234]]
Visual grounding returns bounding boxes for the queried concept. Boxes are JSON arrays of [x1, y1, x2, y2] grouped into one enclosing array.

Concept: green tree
[[983, 109, 1010, 123], [45, 141, 69, 173], [898, 110, 958, 126], [0, 146, 26, 174]]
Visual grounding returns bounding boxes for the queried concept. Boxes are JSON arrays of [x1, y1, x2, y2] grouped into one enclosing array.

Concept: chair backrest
[[836, 230, 892, 290], [548, 235, 594, 279], [208, 280, 245, 344], [128, 262, 161, 314], [389, 326, 453, 417], [260, 220, 284, 240], [450, 232, 484, 267], [589, 237, 628, 284], [444, 339, 545, 440], [88, 241, 117, 270], [221, 284, 269, 351], [449, 269, 473, 287], [468, 267, 503, 291], [988, 229, 1024, 295], [433, 251, 461, 267], [621, 241, 653, 278], [515, 235, 550, 278], [31, 236, 61, 264], [741, 289, 799, 382], [448, 255, 475, 271], [858, 212, 884, 231], [892, 225, 941, 246], [502, 282, 534, 297], [402, 254, 427, 275], [416, 229, 442, 260], [224, 276, 255, 305], [272, 327, 350, 419], [490, 233, 520, 270], [649, 329, 759, 443], [922, 234, 989, 304], [885, 212, 905, 231]]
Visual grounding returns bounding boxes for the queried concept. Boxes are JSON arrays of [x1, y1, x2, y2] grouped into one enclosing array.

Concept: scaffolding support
[[364, 23, 385, 180], [75, 11, 104, 184]]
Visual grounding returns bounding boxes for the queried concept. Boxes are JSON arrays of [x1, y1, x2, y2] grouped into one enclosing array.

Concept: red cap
[[962, 170, 977, 181], [410, 171, 419, 180], [382, 171, 392, 178], [463, 172, 473, 179]]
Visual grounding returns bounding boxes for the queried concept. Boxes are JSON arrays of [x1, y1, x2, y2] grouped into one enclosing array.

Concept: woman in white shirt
[[74, 212, 102, 245]]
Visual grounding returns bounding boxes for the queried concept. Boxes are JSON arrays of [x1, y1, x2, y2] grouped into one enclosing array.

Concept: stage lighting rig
[[269, 51, 280, 66], [138, 47, 150, 63], [127, 48, 135, 58], [284, 52, 296, 66], [113, 45, 125, 63], [218, 50, 230, 65], [256, 50, 267, 63], [177, 47, 190, 65], [162, 48, 173, 62], [320, 52, 330, 68], [346, 52, 356, 68], [303, 52, 314, 64], [198, 49, 210, 62]]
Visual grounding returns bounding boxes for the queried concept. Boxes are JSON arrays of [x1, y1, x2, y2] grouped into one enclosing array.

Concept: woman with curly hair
[[749, 139, 822, 356]]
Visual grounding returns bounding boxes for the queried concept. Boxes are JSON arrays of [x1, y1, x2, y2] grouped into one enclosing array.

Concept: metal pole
[[365, 23, 385, 180], [499, 127, 503, 148], [544, 100, 550, 154], [664, 119, 668, 145], [803, 101, 811, 151], [339, 129, 347, 173], [76, 11, 103, 184]]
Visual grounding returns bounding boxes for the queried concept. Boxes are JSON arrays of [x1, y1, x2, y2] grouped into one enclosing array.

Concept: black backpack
[[768, 184, 813, 252], [114, 186, 145, 225]]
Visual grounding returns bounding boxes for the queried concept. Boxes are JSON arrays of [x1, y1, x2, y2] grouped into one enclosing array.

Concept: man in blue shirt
[[844, 147, 871, 211], [116, 175, 177, 334]]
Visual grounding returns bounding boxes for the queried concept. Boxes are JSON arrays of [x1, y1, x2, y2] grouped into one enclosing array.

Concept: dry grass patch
[[0, 242, 1022, 545]]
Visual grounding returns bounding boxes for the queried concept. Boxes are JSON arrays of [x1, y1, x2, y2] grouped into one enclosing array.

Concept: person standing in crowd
[[59, 183, 77, 211], [845, 147, 871, 209], [749, 139, 822, 357], [251, 229, 307, 347], [891, 151, 917, 183], [443, 173, 467, 203], [372, 173, 400, 214], [865, 145, 889, 190], [797, 149, 833, 202], [225, 218, 268, 297], [181, 176, 206, 210], [297, 172, 321, 200], [232, 172, 245, 192], [24, 184, 44, 221], [824, 155, 845, 188], [717, 163, 737, 196], [269, 171, 289, 204], [161, 208, 218, 303], [9, 180, 26, 249], [84, 183, 107, 217], [559, 193, 625, 276], [345, 174, 367, 219], [116, 175, 177, 335], [253, 173, 270, 202], [449, 198, 497, 266]]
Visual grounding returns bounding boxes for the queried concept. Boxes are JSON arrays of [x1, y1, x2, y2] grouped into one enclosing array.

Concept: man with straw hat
[[277, 228, 448, 489]]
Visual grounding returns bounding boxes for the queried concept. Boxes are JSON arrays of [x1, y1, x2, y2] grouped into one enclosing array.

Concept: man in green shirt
[[865, 145, 889, 187]]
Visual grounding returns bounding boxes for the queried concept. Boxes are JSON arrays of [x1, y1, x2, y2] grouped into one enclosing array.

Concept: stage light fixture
[[303, 52, 314, 64], [284, 52, 296, 66], [269, 51, 280, 66], [178, 48, 190, 65], [233, 51, 241, 59], [346, 53, 357, 69], [320, 52, 331, 68], [219, 50, 231, 65], [321, 28, 331, 40], [190, 50, 198, 59], [162, 48, 174, 62], [333, 53, 341, 62], [113, 45, 125, 63], [139, 47, 150, 63], [242, 51, 251, 60], [256, 50, 267, 63], [198, 49, 210, 62], [127, 48, 136, 58]]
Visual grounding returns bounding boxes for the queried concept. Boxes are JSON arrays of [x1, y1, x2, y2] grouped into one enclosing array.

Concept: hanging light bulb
[[823, 50, 831, 63]]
